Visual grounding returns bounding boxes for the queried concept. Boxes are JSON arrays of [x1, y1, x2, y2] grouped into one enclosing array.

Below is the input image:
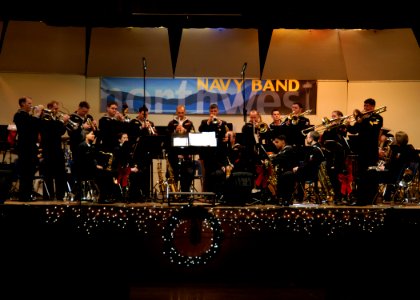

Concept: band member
[[13, 97, 43, 201], [129, 105, 158, 140], [98, 100, 124, 153], [320, 110, 352, 204], [75, 130, 102, 202], [293, 130, 325, 203], [241, 109, 262, 171], [198, 103, 228, 192], [67, 101, 97, 183], [113, 132, 138, 201], [267, 108, 285, 152], [378, 131, 419, 201], [128, 105, 157, 201], [167, 105, 195, 193], [39, 100, 70, 200], [271, 135, 298, 206], [346, 98, 384, 205], [281, 102, 311, 160]]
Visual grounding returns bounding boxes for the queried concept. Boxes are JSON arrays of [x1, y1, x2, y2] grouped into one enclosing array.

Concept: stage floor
[[1, 197, 420, 300]]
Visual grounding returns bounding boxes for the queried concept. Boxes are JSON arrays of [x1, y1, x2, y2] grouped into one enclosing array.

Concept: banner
[[100, 77, 317, 115]]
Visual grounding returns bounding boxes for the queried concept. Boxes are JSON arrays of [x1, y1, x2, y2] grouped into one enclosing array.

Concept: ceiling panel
[[176, 28, 259, 78], [0, 21, 85, 74], [88, 27, 171, 77]]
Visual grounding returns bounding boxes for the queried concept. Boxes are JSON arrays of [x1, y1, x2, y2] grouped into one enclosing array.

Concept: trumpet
[[281, 109, 312, 125], [86, 117, 97, 131], [145, 119, 157, 135]]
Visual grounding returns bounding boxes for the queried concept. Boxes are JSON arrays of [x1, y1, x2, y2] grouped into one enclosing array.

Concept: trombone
[[301, 116, 335, 136]]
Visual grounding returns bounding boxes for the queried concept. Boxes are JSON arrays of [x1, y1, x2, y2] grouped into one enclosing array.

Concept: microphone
[[241, 62, 247, 75], [143, 57, 147, 70]]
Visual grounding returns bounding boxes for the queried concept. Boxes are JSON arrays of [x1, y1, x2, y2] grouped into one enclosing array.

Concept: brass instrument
[[145, 119, 157, 135], [86, 117, 97, 131], [165, 153, 178, 194], [156, 151, 167, 196], [64, 116, 79, 131], [348, 106, 387, 124], [282, 109, 312, 126], [264, 157, 277, 197], [212, 116, 219, 125], [301, 116, 330, 136], [318, 161, 335, 202], [257, 122, 269, 133]]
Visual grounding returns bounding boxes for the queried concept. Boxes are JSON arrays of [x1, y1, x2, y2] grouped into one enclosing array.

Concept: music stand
[[135, 135, 169, 200]]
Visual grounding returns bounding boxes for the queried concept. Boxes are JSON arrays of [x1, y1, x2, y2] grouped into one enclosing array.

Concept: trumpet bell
[[258, 122, 269, 133]]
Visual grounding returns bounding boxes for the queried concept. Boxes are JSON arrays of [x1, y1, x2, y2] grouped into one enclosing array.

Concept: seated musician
[[292, 130, 325, 203], [271, 135, 298, 206], [75, 130, 102, 201], [377, 131, 419, 201], [112, 132, 138, 202], [166, 105, 195, 193]]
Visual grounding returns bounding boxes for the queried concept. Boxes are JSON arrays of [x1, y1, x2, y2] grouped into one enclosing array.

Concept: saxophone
[[265, 157, 277, 197], [318, 160, 335, 202], [165, 153, 178, 193], [157, 154, 166, 195]]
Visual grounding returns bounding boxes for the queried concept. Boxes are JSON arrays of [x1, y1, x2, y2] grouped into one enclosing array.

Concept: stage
[[1, 199, 420, 299]]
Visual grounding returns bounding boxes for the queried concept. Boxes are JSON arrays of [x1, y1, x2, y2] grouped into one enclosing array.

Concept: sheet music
[[189, 132, 217, 147]]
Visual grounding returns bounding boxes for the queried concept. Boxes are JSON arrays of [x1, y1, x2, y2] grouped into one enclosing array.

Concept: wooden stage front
[[1, 199, 420, 299]]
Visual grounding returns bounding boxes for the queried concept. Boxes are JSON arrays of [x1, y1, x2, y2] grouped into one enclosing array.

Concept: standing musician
[[128, 105, 157, 201], [39, 100, 70, 200], [281, 102, 311, 160], [320, 110, 352, 204], [166, 104, 195, 193], [66, 100, 97, 184], [13, 97, 43, 202], [345, 98, 384, 205], [97, 101, 124, 153], [267, 108, 285, 153], [198, 103, 229, 192], [241, 109, 271, 193]]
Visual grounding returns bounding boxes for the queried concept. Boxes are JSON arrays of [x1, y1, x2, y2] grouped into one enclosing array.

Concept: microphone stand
[[142, 57, 147, 110], [241, 65, 247, 123]]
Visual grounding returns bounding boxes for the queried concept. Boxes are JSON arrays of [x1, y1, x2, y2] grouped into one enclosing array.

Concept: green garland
[[162, 205, 223, 266]]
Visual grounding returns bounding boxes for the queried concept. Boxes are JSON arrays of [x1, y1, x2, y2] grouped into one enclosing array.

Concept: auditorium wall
[[1, 73, 419, 148]]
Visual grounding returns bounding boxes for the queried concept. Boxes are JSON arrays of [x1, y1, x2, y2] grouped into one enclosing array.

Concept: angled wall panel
[[0, 21, 85, 74], [176, 28, 259, 78], [264, 29, 347, 80], [340, 28, 420, 81], [88, 27, 172, 77]]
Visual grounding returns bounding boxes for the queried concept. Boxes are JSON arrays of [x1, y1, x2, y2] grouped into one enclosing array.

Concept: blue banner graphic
[[100, 77, 317, 115]]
